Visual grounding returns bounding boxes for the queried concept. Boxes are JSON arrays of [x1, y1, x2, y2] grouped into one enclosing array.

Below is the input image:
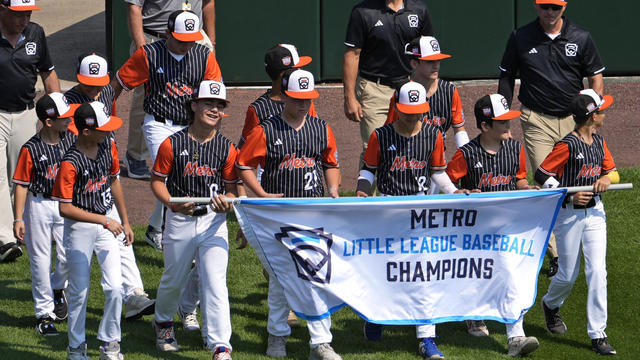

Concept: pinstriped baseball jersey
[[152, 128, 238, 198], [537, 133, 616, 187], [240, 92, 318, 144], [51, 139, 120, 215], [237, 114, 339, 198], [446, 136, 527, 192], [13, 131, 77, 196], [363, 123, 445, 196], [116, 40, 221, 125], [385, 80, 465, 135], [64, 84, 116, 115]]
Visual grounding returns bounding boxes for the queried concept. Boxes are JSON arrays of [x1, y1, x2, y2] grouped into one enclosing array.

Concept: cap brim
[[59, 104, 81, 118], [285, 90, 319, 99], [67, 121, 79, 136], [96, 116, 123, 132], [535, 0, 566, 5], [599, 95, 613, 111], [396, 102, 430, 114], [8, 5, 40, 11], [294, 56, 313, 68], [172, 31, 203, 42], [418, 53, 452, 61], [77, 74, 110, 87], [493, 110, 522, 120]]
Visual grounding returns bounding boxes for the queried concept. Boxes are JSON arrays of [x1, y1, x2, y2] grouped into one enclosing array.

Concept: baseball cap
[[74, 101, 122, 132], [404, 36, 451, 61], [536, 0, 567, 5], [265, 44, 312, 74], [569, 89, 613, 118], [167, 10, 203, 42], [2, 0, 40, 11], [193, 80, 229, 103], [395, 81, 430, 114], [35, 92, 80, 121], [76, 53, 109, 86], [474, 94, 521, 126], [282, 69, 319, 99]]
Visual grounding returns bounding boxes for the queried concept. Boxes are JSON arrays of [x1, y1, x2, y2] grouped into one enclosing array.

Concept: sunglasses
[[539, 4, 563, 11]]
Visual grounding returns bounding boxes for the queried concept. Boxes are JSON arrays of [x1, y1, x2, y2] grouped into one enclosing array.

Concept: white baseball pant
[[24, 193, 68, 319], [141, 113, 187, 231], [64, 217, 123, 347], [154, 209, 232, 351], [180, 262, 201, 313], [543, 199, 608, 339], [267, 275, 333, 345], [106, 206, 145, 301]]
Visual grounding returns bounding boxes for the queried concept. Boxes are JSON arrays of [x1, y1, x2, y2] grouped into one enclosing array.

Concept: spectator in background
[[0, 0, 60, 262]]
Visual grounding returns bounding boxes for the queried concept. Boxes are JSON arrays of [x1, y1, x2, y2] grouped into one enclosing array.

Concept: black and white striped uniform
[[447, 137, 527, 192], [64, 85, 116, 115]]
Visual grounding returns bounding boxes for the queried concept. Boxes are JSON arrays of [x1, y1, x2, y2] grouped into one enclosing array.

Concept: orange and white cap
[[405, 36, 451, 61], [167, 10, 203, 42], [536, 0, 567, 6], [395, 81, 430, 114], [76, 53, 109, 86], [35, 92, 80, 120], [569, 89, 613, 118], [74, 101, 122, 132], [2, 0, 40, 11], [194, 80, 229, 103], [474, 94, 521, 123], [283, 69, 319, 100]]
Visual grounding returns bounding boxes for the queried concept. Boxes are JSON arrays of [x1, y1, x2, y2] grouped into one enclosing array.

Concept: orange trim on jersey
[[241, 106, 260, 143], [445, 149, 468, 183], [516, 144, 528, 180], [363, 132, 380, 168], [51, 161, 77, 202], [602, 139, 616, 173], [109, 140, 120, 176], [538, 142, 570, 180], [152, 137, 175, 177], [451, 88, 465, 127], [12, 147, 34, 185], [222, 144, 239, 182], [204, 51, 222, 81], [308, 101, 318, 117], [430, 131, 446, 169], [384, 95, 398, 125], [236, 125, 267, 169], [116, 47, 150, 91], [321, 125, 339, 167]]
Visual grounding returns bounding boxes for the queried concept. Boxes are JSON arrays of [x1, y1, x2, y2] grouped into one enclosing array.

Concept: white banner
[[234, 190, 566, 325]]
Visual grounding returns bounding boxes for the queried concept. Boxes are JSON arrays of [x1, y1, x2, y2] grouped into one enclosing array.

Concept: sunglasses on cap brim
[[539, 4, 563, 11]]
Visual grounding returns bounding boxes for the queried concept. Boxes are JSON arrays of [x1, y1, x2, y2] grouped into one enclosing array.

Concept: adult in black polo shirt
[[0, 0, 60, 263], [497, 0, 604, 275], [343, 0, 432, 163]]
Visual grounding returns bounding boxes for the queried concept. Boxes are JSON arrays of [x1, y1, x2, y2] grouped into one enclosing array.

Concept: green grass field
[[1, 168, 639, 359]]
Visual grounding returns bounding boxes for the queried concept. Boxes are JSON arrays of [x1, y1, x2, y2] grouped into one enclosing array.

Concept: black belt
[[192, 205, 209, 217], [143, 28, 167, 39], [562, 195, 600, 209], [0, 102, 34, 112], [32, 192, 52, 199], [360, 73, 409, 89], [153, 114, 189, 126]]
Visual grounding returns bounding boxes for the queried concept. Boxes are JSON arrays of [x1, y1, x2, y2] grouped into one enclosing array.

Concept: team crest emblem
[[586, 102, 597, 112], [25, 42, 37, 55], [408, 14, 419, 28], [282, 56, 292, 66], [62, 96, 70, 106], [209, 82, 220, 95], [408, 90, 420, 103], [482, 107, 492, 117], [46, 108, 56, 117], [184, 18, 196, 31], [501, 97, 509, 110], [88, 62, 100, 75], [86, 117, 95, 126], [275, 226, 333, 284], [429, 39, 440, 52], [565, 43, 578, 56], [298, 77, 309, 90]]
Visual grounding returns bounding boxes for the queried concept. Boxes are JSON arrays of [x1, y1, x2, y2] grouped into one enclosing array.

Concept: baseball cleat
[[363, 321, 383, 341], [266, 334, 287, 357], [309, 343, 342, 360], [178, 307, 200, 331], [67, 342, 88, 360], [53, 289, 68, 321], [0, 242, 22, 262], [466, 320, 489, 337], [145, 225, 163, 251], [591, 337, 616, 355], [36, 316, 59, 336], [99, 341, 124, 360], [125, 152, 151, 180], [213, 346, 232, 360], [153, 320, 179, 351], [541, 300, 567, 334], [507, 336, 539, 357], [125, 288, 155, 320], [418, 337, 444, 359]]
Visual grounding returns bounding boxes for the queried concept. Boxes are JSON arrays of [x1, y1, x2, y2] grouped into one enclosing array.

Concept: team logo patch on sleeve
[[298, 77, 309, 90], [184, 18, 196, 31], [209, 82, 220, 95], [25, 42, 37, 55], [565, 43, 578, 56], [88, 62, 100, 75], [408, 90, 420, 103], [275, 226, 333, 284], [407, 14, 419, 28]]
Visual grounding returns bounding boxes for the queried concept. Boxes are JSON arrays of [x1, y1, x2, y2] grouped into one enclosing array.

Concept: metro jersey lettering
[[279, 154, 316, 170], [390, 156, 428, 171]]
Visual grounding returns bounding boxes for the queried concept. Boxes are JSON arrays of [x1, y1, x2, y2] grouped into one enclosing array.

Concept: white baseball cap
[[396, 81, 430, 114], [283, 69, 319, 99], [569, 89, 613, 118], [405, 36, 451, 61], [36, 92, 79, 120], [74, 101, 122, 132], [2, 0, 40, 11], [194, 80, 229, 103], [168, 10, 203, 42], [474, 94, 521, 122], [76, 53, 109, 86]]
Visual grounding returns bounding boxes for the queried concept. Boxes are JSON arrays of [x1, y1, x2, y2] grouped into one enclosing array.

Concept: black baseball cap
[[474, 94, 521, 128], [568, 89, 613, 118], [265, 44, 312, 75], [35, 92, 80, 121], [74, 101, 122, 132]]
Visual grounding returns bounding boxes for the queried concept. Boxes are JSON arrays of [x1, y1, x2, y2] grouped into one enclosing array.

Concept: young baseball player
[[65, 52, 156, 321], [12, 93, 78, 336], [112, 9, 222, 252], [51, 101, 133, 359], [150, 80, 237, 360], [537, 89, 617, 356], [356, 81, 467, 360], [237, 69, 341, 360], [446, 94, 540, 357]]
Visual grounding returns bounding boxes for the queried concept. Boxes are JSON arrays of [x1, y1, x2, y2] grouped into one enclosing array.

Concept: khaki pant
[[355, 76, 396, 153], [520, 105, 574, 259], [126, 29, 213, 161], [0, 108, 37, 246]]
